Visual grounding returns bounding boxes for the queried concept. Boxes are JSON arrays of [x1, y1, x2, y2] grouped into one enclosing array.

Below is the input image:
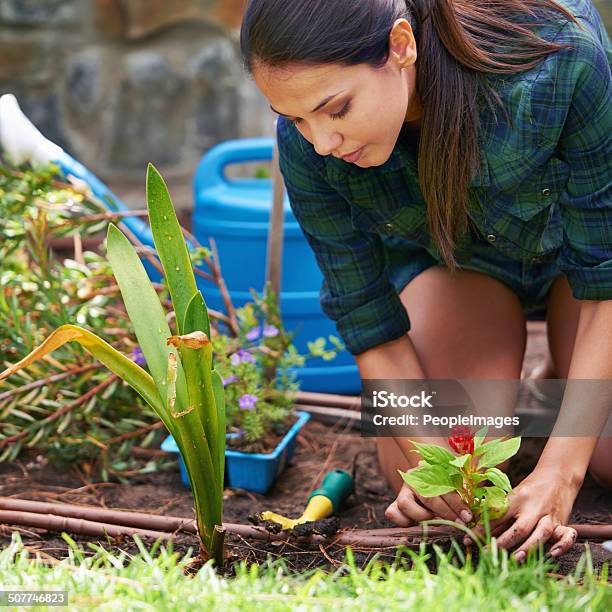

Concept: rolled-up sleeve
[[537, 21, 612, 299], [276, 117, 410, 354]]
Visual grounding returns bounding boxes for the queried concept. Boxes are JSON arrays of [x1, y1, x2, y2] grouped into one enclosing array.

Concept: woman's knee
[[399, 265, 527, 379]]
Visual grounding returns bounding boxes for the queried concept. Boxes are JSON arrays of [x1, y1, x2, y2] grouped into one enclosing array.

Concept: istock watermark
[[360, 379, 612, 438]]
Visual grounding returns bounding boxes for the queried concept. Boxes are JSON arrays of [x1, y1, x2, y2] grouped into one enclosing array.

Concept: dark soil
[[0, 323, 610, 577], [226, 414, 299, 454]]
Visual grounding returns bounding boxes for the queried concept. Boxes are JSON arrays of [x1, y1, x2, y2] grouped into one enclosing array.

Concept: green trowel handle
[[307, 469, 355, 513]]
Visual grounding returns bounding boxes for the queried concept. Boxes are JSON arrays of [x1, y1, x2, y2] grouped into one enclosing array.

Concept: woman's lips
[[341, 146, 364, 163]]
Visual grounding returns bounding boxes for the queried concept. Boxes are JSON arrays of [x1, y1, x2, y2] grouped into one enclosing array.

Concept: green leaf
[[473, 426, 488, 453], [106, 223, 188, 413], [477, 437, 521, 469], [482, 485, 509, 519], [399, 464, 457, 498], [146, 164, 198, 336], [0, 324, 171, 435], [485, 467, 512, 493], [211, 368, 226, 490], [449, 453, 471, 469], [411, 441, 456, 466]]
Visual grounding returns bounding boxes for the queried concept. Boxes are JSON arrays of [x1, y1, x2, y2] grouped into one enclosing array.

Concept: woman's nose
[[311, 128, 342, 157]]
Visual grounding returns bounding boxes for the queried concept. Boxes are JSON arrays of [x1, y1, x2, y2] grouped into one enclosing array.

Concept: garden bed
[[1, 416, 610, 577]]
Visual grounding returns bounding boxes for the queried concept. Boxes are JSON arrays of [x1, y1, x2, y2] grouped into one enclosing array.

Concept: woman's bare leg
[[376, 265, 527, 494]]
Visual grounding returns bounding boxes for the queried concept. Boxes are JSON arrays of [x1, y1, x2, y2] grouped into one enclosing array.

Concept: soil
[[226, 414, 299, 454], [0, 323, 610, 577]]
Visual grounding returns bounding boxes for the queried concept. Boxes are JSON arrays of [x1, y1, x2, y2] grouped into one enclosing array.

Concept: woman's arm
[[472, 299, 612, 559], [536, 299, 612, 482]]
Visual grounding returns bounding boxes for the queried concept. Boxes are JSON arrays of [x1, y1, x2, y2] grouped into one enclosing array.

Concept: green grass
[[0, 533, 609, 611]]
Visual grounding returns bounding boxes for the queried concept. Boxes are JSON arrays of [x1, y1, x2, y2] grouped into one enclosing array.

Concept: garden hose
[[259, 469, 354, 531]]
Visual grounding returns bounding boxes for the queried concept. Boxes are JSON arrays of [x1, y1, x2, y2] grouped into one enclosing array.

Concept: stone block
[[0, 36, 51, 82], [210, 0, 247, 30], [64, 48, 104, 117], [122, 0, 209, 40], [109, 51, 187, 169], [93, 0, 125, 39], [187, 38, 241, 147], [0, 0, 78, 27]]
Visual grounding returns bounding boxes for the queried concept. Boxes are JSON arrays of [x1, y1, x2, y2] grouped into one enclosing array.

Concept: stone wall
[[0, 0, 274, 182]]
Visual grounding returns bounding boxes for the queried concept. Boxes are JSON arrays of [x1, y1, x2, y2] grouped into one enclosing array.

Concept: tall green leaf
[[0, 325, 172, 435], [146, 164, 198, 336], [106, 223, 189, 413]]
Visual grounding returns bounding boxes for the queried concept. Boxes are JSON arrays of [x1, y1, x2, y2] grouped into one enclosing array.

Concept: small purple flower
[[222, 375, 238, 387], [131, 347, 146, 367], [239, 393, 258, 410], [246, 326, 261, 341], [263, 324, 279, 338], [230, 349, 256, 366]]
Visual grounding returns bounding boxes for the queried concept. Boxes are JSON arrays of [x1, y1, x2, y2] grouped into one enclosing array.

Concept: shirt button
[[383, 223, 394, 233], [486, 234, 497, 243], [541, 188, 551, 197]]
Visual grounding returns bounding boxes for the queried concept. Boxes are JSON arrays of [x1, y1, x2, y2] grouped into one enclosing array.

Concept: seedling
[[399, 426, 521, 524]]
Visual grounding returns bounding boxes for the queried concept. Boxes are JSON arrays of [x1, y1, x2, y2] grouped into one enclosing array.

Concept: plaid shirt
[[277, 0, 612, 355]]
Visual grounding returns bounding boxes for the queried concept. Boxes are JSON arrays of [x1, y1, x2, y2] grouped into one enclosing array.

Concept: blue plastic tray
[[161, 411, 311, 494]]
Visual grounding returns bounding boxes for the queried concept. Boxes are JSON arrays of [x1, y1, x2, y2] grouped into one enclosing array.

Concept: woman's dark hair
[[240, 0, 576, 269]]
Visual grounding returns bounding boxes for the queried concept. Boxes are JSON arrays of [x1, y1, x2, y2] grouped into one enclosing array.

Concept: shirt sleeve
[[534, 20, 612, 299], [276, 117, 410, 354]]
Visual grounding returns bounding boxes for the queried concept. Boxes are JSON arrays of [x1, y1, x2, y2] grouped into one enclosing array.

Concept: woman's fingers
[[441, 491, 473, 524], [547, 524, 578, 558], [384, 500, 415, 527], [510, 516, 555, 562], [494, 514, 539, 551], [414, 492, 461, 522], [386, 485, 434, 525]]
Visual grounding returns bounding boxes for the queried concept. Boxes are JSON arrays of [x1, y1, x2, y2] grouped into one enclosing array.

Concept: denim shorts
[[388, 235, 565, 322]]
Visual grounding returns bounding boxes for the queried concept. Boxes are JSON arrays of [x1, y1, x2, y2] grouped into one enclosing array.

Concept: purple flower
[[222, 375, 238, 387], [263, 324, 279, 338], [246, 326, 261, 341], [230, 349, 256, 366], [131, 347, 146, 367], [239, 394, 258, 410]]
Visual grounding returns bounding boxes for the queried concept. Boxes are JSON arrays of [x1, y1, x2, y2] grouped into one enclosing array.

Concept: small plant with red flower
[[399, 426, 521, 525]]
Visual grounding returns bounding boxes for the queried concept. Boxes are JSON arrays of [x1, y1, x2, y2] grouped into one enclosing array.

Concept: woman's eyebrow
[[270, 90, 347, 117]]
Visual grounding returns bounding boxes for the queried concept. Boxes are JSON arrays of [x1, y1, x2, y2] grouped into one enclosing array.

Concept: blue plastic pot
[[161, 411, 311, 494]]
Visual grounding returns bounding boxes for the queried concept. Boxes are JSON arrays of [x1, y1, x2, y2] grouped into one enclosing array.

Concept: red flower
[[448, 425, 474, 455]]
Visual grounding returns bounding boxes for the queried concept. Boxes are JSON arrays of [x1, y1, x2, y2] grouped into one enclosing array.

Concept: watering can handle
[[194, 137, 275, 192]]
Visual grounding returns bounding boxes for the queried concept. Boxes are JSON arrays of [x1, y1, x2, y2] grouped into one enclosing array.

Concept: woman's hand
[[385, 470, 474, 526], [465, 466, 582, 561]]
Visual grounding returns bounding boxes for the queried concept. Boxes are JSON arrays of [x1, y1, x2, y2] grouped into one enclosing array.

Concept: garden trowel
[[257, 469, 355, 531]]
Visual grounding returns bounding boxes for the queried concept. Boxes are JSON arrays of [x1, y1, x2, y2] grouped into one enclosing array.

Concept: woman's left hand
[[464, 466, 581, 561]]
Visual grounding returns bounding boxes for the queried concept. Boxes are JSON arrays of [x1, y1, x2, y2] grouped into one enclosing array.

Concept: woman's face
[[251, 20, 420, 168]]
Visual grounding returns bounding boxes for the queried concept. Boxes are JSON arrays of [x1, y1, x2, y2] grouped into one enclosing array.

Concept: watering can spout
[[0, 93, 64, 166]]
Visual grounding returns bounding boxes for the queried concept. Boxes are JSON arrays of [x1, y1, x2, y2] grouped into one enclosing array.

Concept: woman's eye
[[289, 101, 351, 126], [330, 101, 351, 120]]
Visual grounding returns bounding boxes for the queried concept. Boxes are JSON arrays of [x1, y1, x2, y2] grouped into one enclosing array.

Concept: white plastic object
[[0, 93, 64, 166]]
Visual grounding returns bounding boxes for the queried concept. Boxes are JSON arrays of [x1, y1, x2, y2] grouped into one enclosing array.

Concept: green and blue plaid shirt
[[277, 0, 612, 355]]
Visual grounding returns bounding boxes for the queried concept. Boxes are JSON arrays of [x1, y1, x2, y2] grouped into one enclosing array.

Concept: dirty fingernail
[[550, 548, 561, 557], [461, 510, 473, 523], [514, 550, 526, 563]]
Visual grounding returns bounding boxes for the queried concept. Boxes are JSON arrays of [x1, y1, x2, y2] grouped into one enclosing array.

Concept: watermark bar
[[0, 590, 68, 606], [360, 379, 612, 438]]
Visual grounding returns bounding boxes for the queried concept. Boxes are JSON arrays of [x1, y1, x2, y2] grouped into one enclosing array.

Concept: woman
[[240, 0, 611, 559]]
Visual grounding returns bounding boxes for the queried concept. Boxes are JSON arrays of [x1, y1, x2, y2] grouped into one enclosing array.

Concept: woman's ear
[[389, 18, 417, 68]]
